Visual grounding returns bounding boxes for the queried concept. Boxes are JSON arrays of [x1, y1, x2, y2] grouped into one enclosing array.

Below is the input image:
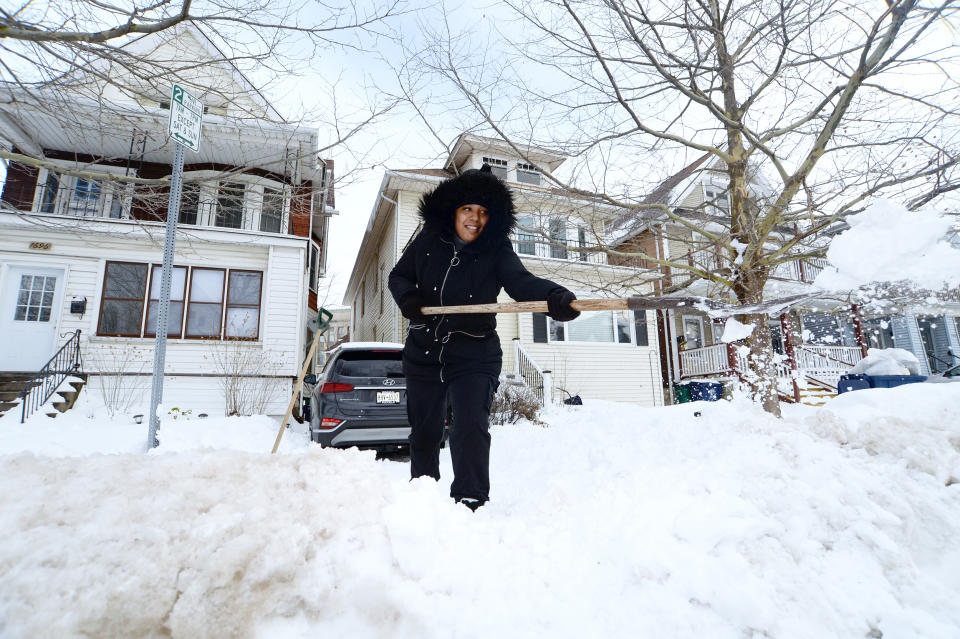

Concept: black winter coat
[[389, 165, 566, 381], [389, 227, 562, 380]]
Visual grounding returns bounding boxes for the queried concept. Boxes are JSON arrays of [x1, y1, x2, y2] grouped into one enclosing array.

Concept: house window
[[379, 265, 385, 315], [70, 178, 101, 216], [97, 262, 148, 337], [145, 265, 187, 337], [225, 271, 263, 339], [40, 173, 59, 214], [360, 279, 365, 316], [14, 275, 56, 322], [577, 227, 588, 262], [548, 310, 633, 344], [309, 243, 320, 292], [549, 218, 568, 259], [260, 187, 283, 233], [482, 156, 508, 180], [216, 182, 245, 229], [516, 162, 540, 186], [185, 268, 225, 338], [179, 183, 200, 225], [515, 215, 537, 255], [682, 315, 704, 349]]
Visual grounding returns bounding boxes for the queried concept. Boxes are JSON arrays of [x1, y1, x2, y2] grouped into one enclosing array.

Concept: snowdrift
[[1, 385, 959, 638]]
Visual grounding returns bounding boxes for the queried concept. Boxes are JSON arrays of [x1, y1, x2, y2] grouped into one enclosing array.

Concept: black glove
[[399, 294, 427, 323], [546, 288, 580, 322]]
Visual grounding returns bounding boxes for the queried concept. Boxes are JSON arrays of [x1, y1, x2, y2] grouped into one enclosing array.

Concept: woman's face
[[454, 203, 489, 243]]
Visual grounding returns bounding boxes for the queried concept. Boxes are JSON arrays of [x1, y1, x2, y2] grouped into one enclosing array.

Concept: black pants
[[406, 373, 499, 502]]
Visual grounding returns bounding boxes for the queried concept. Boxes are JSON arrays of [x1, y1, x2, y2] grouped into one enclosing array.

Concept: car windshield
[[335, 350, 404, 378]]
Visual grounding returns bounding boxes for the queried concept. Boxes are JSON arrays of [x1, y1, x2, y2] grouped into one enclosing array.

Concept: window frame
[[32, 165, 129, 219], [516, 161, 541, 186], [223, 269, 263, 341], [547, 309, 636, 346], [144, 264, 188, 338], [184, 267, 227, 339], [215, 181, 246, 229], [96, 261, 149, 337], [681, 315, 705, 349], [481, 156, 509, 180]]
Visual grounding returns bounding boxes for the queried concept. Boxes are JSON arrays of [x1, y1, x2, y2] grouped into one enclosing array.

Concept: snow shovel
[[420, 293, 814, 317], [272, 307, 333, 454]]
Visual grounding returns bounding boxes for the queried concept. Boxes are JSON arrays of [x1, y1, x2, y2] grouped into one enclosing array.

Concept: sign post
[[147, 84, 202, 450]]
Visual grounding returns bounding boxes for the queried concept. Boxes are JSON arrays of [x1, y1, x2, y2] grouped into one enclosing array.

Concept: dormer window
[[482, 156, 508, 180], [516, 162, 541, 186]]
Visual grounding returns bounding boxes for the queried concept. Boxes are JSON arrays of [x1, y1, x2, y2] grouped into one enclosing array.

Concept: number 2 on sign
[[173, 86, 183, 103]]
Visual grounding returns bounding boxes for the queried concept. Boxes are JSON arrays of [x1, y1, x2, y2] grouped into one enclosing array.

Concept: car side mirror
[[303, 374, 317, 385]]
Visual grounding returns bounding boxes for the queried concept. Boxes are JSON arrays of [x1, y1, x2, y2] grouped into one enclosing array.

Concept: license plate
[[376, 391, 400, 404]]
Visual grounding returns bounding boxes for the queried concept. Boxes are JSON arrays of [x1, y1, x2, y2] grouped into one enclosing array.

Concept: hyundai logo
[[382, 379, 396, 386]]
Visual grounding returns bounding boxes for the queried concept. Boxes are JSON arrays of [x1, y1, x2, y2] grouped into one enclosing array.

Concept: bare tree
[[394, 0, 959, 414], [0, 0, 402, 203]]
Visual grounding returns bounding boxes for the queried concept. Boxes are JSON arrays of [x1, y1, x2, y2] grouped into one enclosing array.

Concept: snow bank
[[815, 200, 960, 291], [1, 386, 959, 638], [850, 348, 923, 376]]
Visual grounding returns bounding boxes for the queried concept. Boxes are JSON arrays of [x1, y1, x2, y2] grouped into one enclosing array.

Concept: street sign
[[167, 84, 203, 152]]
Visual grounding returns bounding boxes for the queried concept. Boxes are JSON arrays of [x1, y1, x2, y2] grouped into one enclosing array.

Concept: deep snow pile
[[849, 348, 923, 376], [1, 385, 959, 639]]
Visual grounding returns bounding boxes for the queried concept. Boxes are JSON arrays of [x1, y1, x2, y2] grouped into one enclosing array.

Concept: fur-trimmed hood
[[417, 164, 516, 251]]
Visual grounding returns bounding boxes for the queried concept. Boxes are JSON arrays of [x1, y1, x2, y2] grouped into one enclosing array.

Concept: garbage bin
[[837, 374, 870, 394], [838, 373, 927, 393], [673, 384, 692, 404], [867, 375, 927, 388], [689, 381, 723, 401]]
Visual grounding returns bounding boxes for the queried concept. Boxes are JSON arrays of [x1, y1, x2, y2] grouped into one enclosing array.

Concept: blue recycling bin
[[867, 375, 927, 388], [689, 381, 724, 401], [838, 373, 926, 394], [837, 374, 870, 394]]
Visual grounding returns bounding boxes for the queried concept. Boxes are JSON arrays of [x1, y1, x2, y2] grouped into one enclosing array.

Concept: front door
[[0, 266, 65, 372]]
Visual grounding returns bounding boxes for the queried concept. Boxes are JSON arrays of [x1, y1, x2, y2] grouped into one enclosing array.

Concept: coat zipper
[[437, 238, 460, 382]]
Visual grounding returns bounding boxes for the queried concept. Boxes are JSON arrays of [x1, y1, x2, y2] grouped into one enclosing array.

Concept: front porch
[[679, 342, 865, 403]]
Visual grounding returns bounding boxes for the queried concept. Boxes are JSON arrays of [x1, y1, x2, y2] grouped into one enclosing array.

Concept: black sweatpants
[[405, 373, 499, 502]]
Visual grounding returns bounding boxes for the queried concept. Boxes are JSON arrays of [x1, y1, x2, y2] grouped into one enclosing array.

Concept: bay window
[[260, 187, 284, 233], [186, 268, 225, 337], [97, 262, 148, 337], [225, 271, 263, 339], [547, 310, 636, 344], [97, 261, 263, 340], [216, 182, 245, 228], [145, 265, 187, 337]]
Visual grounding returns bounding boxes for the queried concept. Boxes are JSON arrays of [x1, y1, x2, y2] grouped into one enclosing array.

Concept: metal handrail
[[20, 329, 83, 423], [513, 339, 552, 406], [794, 345, 859, 368]]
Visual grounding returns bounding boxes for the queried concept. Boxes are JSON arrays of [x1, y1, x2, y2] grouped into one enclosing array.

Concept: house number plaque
[[29, 242, 52, 250]]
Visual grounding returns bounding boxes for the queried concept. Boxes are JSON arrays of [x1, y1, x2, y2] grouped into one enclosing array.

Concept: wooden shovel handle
[[421, 298, 628, 315], [419, 293, 813, 316]]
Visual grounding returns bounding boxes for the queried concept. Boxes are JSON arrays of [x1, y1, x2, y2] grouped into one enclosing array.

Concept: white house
[[343, 134, 665, 406], [0, 26, 335, 419], [609, 153, 960, 403]]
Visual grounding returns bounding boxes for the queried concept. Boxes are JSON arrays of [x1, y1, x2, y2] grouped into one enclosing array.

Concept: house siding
[[0, 222, 303, 416]]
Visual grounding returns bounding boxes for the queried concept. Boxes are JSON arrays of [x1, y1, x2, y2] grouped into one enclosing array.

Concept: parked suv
[[308, 342, 410, 451]]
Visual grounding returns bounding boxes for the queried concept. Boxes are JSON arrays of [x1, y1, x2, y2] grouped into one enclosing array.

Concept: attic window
[[516, 162, 541, 186], [482, 157, 508, 180]]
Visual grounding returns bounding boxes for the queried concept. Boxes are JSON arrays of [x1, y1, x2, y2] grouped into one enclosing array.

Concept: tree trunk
[[731, 258, 781, 416]]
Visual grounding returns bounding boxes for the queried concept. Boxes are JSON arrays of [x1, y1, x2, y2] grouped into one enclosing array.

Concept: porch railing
[[21, 329, 84, 423], [680, 343, 730, 377], [514, 339, 553, 406], [512, 235, 608, 265], [679, 343, 863, 381]]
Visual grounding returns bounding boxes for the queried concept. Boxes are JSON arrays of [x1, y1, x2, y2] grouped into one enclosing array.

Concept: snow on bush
[[490, 374, 542, 425], [815, 200, 960, 291], [849, 348, 923, 376]]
